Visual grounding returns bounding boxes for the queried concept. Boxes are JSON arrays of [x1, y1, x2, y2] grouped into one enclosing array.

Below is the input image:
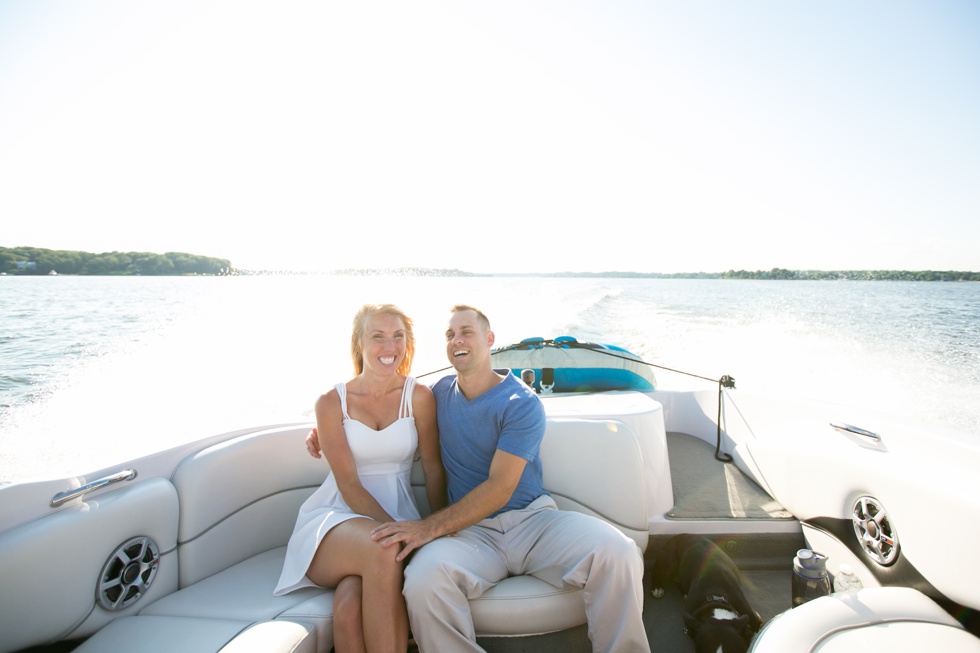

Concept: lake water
[[2, 274, 978, 485]]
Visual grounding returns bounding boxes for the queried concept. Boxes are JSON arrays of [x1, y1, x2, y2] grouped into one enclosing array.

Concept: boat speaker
[[851, 496, 899, 566], [96, 536, 160, 611]]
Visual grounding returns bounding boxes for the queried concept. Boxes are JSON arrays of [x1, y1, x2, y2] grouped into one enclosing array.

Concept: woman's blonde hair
[[350, 304, 415, 376]]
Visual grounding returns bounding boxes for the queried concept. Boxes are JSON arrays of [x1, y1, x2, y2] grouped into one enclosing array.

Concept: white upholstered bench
[[68, 394, 657, 652]]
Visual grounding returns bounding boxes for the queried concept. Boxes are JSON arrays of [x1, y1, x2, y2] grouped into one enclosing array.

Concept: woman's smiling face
[[361, 312, 407, 375]]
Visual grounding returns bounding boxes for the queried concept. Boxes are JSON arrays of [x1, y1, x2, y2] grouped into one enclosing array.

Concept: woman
[[275, 304, 446, 652]]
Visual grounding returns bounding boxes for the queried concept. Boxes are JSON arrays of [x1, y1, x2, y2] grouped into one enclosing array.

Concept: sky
[[1, 0, 978, 274]]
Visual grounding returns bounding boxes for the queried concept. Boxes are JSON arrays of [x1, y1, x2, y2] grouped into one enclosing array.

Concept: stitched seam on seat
[[178, 486, 319, 545], [546, 490, 645, 532]]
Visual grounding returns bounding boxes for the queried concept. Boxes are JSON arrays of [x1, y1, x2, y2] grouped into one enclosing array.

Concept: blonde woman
[[275, 304, 446, 652]]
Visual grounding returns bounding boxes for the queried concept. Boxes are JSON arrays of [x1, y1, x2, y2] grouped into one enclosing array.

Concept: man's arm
[[305, 427, 321, 458], [371, 448, 527, 561]]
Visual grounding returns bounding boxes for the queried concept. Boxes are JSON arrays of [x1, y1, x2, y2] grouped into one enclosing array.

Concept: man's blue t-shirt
[[432, 371, 547, 516]]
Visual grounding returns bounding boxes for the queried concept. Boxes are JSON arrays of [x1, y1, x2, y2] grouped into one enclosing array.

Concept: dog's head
[[683, 609, 756, 653]]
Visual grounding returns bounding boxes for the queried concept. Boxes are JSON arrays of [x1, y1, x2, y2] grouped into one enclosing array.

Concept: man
[[315, 305, 650, 652]]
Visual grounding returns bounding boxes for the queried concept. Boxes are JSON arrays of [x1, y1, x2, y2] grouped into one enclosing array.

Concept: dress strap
[[399, 376, 417, 419], [334, 382, 351, 420]]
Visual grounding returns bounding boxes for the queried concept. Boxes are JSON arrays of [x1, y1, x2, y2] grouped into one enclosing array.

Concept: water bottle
[[792, 549, 832, 606], [833, 563, 864, 593]]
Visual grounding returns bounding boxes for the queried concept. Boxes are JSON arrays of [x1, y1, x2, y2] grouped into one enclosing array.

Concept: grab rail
[[830, 422, 881, 443], [50, 469, 137, 507]]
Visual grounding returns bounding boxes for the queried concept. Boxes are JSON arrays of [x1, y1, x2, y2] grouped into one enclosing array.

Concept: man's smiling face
[[445, 309, 493, 373]]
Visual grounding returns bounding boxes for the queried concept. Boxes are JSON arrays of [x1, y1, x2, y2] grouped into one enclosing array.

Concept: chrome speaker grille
[[96, 536, 160, 610], [852, 496, 899, 566]]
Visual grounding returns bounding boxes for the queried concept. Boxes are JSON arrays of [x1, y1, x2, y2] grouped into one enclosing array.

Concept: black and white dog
[[651, 534, 763, 653]]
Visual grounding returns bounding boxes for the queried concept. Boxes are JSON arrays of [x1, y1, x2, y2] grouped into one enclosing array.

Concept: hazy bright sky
[[1, 1, 978, 274]]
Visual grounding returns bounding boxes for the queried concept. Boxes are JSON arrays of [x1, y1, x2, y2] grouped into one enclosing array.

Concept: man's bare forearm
[[423, 477, 512, 537]]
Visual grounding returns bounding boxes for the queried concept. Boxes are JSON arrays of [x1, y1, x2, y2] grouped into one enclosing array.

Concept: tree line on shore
[[500, 268, 979, 281], [719, 268, 978, 281], [0, 247, 233, 276], [2, 248, 975, 281]]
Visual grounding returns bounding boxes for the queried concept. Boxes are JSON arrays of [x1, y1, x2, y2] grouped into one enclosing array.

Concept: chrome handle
[[50, 469, 137, 507], [830, 422, 881, 443]]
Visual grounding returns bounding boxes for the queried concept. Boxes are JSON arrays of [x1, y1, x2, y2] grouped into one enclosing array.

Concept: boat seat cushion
[[170, 425, 327, 588], [749, 587, 980, 652], [143, 408, 652, 649], [72, 615, 316, 653], [138, 547, 334, 653], [471, 574, 586, 637]]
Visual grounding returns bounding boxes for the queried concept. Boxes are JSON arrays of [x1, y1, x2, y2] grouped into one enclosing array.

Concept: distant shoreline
[[1, 247, 231, 276], [246, 267, 980, 282], [2, 248, 976, 280]]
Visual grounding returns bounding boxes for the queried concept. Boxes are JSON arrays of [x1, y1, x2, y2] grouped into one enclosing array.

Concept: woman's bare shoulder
[[314, 386, 343, 414], [411, 380, 435, 400]]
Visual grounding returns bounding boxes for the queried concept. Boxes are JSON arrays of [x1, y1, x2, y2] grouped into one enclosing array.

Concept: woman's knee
[[364, 540, 405, 581]]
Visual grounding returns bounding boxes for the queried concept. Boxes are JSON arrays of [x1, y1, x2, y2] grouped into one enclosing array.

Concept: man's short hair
[[450, 304, 491, 332]]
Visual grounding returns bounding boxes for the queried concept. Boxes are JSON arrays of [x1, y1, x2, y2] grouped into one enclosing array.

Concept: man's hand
[[370, 519, 441, 562], [306, 427, 321, 459]]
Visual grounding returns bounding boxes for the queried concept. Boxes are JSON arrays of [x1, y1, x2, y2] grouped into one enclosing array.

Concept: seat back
[[411, 416, 650, 550], [170, 425, 326, 587], [541, 418, 649, 550], [174, 412, 652, 590]]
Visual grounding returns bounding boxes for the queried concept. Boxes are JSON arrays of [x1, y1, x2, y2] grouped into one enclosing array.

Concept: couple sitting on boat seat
[[275, 303, 650, 652]]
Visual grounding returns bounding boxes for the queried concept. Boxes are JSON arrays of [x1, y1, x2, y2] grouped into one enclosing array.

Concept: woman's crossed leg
[[307, 517, 408, 653]]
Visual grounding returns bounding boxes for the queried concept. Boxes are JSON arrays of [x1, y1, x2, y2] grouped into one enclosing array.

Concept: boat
[[2, 335, 979, 652]]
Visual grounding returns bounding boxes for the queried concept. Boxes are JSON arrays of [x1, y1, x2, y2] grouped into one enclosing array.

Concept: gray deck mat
[[666, 431, 793, 520]]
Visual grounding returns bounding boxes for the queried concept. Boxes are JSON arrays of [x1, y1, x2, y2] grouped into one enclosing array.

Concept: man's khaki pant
[[403, 495, 650, 653]]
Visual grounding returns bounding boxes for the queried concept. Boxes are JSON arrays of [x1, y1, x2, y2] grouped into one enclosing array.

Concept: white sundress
[[274, 376, 421, 595]]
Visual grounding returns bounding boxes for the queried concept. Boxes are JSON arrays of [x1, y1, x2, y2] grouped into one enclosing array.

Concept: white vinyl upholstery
[[68, 426, 336, 653], [49, 399, 656, 652], [170, 426, 328, 587], [749, 587, 980, 652], [470, 574, 587, 636], [0, 478, 180, 653], [219, 620, 317, 653], [139, 547, 333, 652], [160, 413, 651, 645], [136, 426, 336, 652], [72, 615, 316, 653], [540, 417, 649, 549]]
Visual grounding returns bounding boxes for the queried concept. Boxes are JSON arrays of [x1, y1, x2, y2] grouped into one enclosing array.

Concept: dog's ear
[[682, 612, 700, 636]]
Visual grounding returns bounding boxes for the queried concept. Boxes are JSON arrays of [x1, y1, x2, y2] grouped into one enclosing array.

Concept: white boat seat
[[749, 587, 980, 652], [136, 547, 333, 651], [71, 616, 316, 653], [51, 400, 657, 652], [163, 412, 650, 643], [470, 574, 587, 636]]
